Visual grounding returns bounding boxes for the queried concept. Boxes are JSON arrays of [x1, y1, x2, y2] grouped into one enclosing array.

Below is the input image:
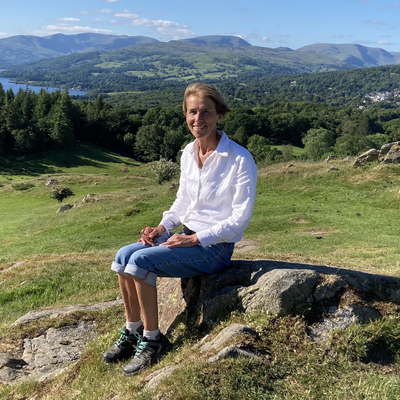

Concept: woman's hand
[[138, 225, 166, 246], [160, 233, 200, 248]]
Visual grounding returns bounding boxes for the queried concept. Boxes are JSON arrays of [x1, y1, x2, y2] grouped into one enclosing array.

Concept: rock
[[380, 141, 400, 156], [238, 269, 319, 316], [45, 178, 58, 187], [82, 193, 96, 203], [157, 259, 400, 336], [12, 299, 123, 326], [233, 239, 259, 254], [207, 346, 261, 364], [313, 275, 346, 303], [168, 183, 179, 192], [383, 144, 400, 164], [353, 149, 380, 168], [200, 324, 257, 353], [308, 305, 380, 343], [324, 155, 340, 162], [144, 365, 180, 390], [57, 204, 73, 213], [326, 166, 339, 172], [0, 322, 97, 384], [0, 353, 28, 369], [7, 259, 400, 385]]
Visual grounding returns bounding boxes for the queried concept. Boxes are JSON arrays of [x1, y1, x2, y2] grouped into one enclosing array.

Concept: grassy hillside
[[1, 41, 351, 95], [1, 145, 400, 399]]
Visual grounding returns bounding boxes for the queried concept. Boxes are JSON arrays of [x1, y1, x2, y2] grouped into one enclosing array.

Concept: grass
[[1, 146, 400, 399]]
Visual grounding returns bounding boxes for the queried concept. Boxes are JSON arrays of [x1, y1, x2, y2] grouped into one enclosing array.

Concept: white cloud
[[58, 17, 80, 22], [355, 39, 397, 46], [114, 11, 140, 18], [156, 27, 195, 37], [131, 18, 180, 28], [100, 9, 113, 13], [379, 2, 398, 8], [367, 19, 385, 24], [112, 10, 194, 38], [261, 37, 272, 42], [377, 40, 398, 45], [38, 24, 115, 35]]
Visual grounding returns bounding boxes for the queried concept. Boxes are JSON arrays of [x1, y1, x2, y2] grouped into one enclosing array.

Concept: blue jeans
[[111, 232, 234, 286]]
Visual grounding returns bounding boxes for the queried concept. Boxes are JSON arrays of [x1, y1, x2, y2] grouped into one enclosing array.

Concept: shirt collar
[[189, 130, 230, 157]]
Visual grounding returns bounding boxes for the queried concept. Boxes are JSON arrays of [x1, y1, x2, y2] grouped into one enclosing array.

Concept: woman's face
[[185, 95, 222, 141]]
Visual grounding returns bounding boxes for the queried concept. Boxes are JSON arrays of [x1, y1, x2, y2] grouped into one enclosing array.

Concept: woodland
[[1, 78, 400, 166]]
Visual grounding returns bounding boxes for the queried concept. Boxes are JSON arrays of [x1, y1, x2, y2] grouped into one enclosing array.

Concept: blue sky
[[0, 0, 399, 52]]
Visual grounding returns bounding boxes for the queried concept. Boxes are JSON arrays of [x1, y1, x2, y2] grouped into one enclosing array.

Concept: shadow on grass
[[0, 144, 139, 175]]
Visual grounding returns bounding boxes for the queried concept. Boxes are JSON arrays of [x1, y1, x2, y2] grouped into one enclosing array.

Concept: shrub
[[11, 182, 35, 191], [49, 185, 75, 202], [150, 158, 180, 185]]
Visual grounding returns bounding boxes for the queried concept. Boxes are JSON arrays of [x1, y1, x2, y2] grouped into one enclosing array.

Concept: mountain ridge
[[297, 43, 400, 67], [1, 33, 400, 69]]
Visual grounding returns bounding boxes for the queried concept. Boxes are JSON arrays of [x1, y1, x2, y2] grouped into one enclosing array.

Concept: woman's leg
[[119, 273, 158, 332], [118, 274, 141, 323], [131, 277, 158, 331]]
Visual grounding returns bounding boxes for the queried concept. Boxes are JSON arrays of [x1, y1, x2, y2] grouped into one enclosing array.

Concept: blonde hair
[[183, 83, 231, 116]]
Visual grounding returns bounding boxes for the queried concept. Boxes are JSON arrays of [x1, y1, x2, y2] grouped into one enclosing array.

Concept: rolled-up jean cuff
[[111, 261, 158, 286]]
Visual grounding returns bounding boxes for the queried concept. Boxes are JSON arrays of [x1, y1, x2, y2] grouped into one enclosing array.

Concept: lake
[[0, 76, 89, 96]]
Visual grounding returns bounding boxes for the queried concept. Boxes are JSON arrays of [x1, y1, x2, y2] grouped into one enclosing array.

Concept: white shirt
[[160, 131, 257, 247]]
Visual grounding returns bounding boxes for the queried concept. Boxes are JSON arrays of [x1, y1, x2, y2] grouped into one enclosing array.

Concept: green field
[[1, 145, 400, 399]]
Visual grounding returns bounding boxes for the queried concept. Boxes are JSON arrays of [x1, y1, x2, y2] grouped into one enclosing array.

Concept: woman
[[103, 83, 257, 376]]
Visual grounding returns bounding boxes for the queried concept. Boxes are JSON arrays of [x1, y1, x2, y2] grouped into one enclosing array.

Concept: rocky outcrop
[[383, 143, 400, 164], [380, 141, 400, 156], [45, 177, 58, 187], [157, 260, 399, 334], [0, 322, 96, 384], [352, 142, 400, 167], [57, 204, 74, 213], [353, 149, 380, 167], [3, 259, 400, 386]]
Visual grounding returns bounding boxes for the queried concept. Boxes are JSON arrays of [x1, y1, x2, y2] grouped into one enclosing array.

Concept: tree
[[281, 144, 294, 161], [49, 185, 75, 202], [135, 124, 166, 162], [302, 128, 334, 160], [232, 126, 249, 147], [247, 135, 271, 164], [49, 105, 74, 148], [334, 134, 366, 156], [162, 127, 187, 161]]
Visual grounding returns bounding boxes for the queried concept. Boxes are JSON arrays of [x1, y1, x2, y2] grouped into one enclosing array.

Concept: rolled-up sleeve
[[196, 153, 257, 246]]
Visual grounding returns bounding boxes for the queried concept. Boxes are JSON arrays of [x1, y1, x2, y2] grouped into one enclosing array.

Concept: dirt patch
[[291, 217, 308, 223], [234, 239, 259, 254], [302, 228, 331, 235]]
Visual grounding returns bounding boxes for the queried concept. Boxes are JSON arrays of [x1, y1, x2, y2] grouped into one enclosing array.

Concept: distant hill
[[296, 43, 400, 68], [0, 36, 352, 95], [177, 35, 251, 47], [0, 33, 159, 66], [2, 33, 400, 70]]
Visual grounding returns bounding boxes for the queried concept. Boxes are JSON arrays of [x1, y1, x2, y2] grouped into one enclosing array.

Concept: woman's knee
[[115, 243, 143, 265]]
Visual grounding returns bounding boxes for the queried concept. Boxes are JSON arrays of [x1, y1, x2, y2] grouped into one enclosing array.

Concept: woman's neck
[[198, 130, 220, 155]]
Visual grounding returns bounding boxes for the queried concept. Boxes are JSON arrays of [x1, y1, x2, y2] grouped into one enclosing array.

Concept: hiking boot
[[102, 326, 143, 363], [123, 333, 172, 376]]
